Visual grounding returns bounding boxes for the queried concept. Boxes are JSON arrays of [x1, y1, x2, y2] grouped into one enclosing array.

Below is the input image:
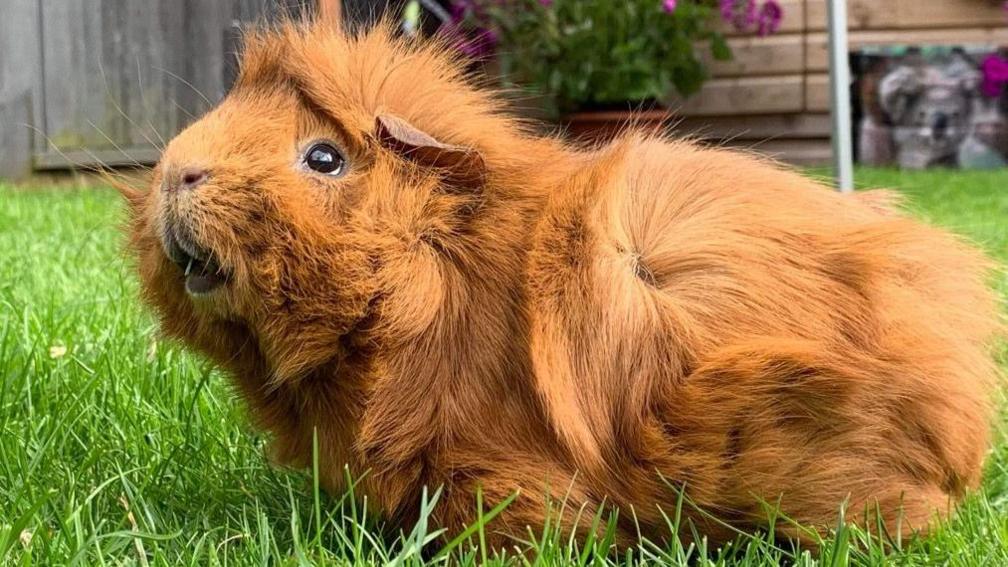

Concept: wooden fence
[[2, 0, 1007, 177], [670, 0, 1008, 165], [0, 0, 382, 179]]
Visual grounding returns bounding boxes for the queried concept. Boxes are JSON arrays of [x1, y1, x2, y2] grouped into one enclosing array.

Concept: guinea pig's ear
[[958, 73, 981, 98], [879, 66, 923, 124], [374, 114, 486, 189]]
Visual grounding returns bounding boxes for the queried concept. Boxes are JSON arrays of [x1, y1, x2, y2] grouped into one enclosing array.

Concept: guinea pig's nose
[[932, 114, 949, 139], [164, 167, 209, 192]]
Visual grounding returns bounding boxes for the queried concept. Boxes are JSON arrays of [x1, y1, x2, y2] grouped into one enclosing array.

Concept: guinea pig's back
[[527, 135, 1000, 535], [532, 135, 998, 368]]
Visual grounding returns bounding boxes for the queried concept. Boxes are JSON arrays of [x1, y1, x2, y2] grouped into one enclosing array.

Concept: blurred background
[[1, 0, 1008, 179]]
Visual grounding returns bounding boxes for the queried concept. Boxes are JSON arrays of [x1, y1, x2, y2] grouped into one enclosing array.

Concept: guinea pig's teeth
[[202, 256, 222, 277], [177, 237, 202, 263]]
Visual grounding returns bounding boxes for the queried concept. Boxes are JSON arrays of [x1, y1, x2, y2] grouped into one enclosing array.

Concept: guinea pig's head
[[122, 22, 508, 383]]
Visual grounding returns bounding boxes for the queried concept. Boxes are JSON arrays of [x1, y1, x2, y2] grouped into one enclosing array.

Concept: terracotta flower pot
[[562, 109, 675, 144]]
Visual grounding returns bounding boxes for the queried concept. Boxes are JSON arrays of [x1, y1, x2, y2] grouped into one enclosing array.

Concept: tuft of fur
[[124, 20, 1003, 547]]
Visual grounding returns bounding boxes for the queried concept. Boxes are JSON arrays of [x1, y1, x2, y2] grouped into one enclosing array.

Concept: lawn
[[0, 168, 1006, 566]]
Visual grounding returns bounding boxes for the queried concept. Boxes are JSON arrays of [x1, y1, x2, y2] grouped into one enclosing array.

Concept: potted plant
[[433, 0, 785, 140]]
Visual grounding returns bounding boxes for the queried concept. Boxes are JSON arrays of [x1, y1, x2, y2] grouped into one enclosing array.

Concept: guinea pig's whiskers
[[136, 55, 168, 150], [155, 66, 213, 108], [86, 120, 149, 170], [23, 124, 143, 190], [185, 258, 195, 277], [96, 58, 165, 153], [170, 99, 197, 122]]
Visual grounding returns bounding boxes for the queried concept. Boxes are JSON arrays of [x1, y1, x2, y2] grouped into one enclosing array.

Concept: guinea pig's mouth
[[161, 225, 229, 295]]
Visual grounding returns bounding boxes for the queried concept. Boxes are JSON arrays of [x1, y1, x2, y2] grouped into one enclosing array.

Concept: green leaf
[[461, 0, 735, 109], [711, 33, 733, 61]]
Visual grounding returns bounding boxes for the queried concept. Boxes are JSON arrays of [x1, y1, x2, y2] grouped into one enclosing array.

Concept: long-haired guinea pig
[[120, 20, 1002, 548]]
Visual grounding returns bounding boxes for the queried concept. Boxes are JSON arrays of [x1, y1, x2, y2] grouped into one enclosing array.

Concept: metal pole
[[318, 0, 343, 26], [827, 0, 854, 193]]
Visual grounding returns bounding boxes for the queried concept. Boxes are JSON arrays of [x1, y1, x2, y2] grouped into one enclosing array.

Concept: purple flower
[[539, 0, 553, 7], [719, 0, 734, 21], [449, 0, 468, 24], [981, 54, 1008, 98], [720, 0, 758, 32], [662, 0, 677, 13], [742, 0, 758, 28], [756, 0, 783, 36]]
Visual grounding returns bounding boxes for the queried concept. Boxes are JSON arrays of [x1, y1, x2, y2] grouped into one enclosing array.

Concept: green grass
[[0, 168, 1006, 566]]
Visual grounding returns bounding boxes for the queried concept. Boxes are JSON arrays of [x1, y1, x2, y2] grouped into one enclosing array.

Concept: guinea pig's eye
[[303, 143, 346, 176]]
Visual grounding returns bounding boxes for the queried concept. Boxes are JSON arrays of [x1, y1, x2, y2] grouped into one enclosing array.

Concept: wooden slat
[[34, 147, 162, 170], [805, 0, 897, 31], [703, 33, 806, 77], [670, 75, 805, 116], [720, 138, 834, 166], [807, 0, 1008, 31], [0, 0, 42, 179], [562, 111, 831, 151], [804, 74, 831, 112], [180, 2, 232, 116], [119, 0, 184, 149], [806, 28, 1008, 72], [40, 0, 109, 151], [672, 113, 832, 140], [718, 0, 805, 36]]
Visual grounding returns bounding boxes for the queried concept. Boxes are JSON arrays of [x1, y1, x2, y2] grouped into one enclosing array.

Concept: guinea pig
[[120, 20, 1002, 549], [879, 63, 978, 169]]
